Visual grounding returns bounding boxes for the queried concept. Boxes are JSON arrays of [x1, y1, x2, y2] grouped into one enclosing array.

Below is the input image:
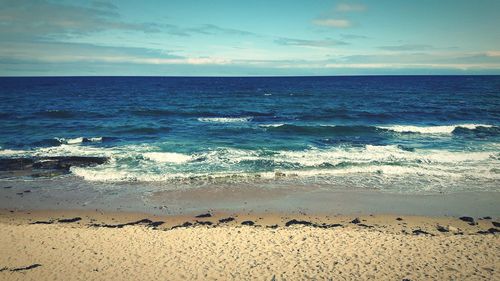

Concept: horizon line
[[1, 74, 500, 78]]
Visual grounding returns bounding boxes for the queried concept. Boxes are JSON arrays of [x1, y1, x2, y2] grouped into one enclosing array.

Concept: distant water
[[0, 76, 499, 193]]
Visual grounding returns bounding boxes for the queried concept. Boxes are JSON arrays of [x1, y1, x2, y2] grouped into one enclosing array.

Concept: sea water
[[0, 76, 499, 193]]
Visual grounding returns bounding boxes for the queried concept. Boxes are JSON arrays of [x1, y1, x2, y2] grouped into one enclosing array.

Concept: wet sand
[[0, 209, 498, 280], [1, 179, 499, 217]]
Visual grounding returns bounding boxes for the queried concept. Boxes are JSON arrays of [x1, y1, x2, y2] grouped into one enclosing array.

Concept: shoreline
[[0, 208, 498, 280], [1, 179, 499, 217]]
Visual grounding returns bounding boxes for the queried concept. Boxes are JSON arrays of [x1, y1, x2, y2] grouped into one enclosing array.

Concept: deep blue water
[[1, 76, 499, 192]]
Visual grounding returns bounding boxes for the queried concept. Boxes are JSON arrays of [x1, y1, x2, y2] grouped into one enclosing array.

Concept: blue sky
[[1, 0, 499, 76]]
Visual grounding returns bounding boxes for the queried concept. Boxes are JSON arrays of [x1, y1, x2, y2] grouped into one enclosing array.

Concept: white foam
[[144, 152, 191, 164], [60, 137, 84, 144], [259, 123, 285, 128], [3, 140, 499, 187], [197, 117, 252, 123], [87, 137, 103, 142], [56, 137, 103, 144], [379, 124, 494, 134], [0, 149, 30, 156]]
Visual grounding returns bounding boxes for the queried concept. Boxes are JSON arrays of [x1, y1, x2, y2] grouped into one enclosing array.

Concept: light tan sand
[[0, 210, 498, 281]]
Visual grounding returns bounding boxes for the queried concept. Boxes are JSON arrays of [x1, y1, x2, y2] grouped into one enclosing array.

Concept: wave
[[143, 152, 191, 164], [2, 141, 498, 191], [63, 145, 500, 184], [198, 117, 252, 123], [55, 137, 105, 145], [379, 124, 496, 134], [261, 123, 499, 136], [259, 123, 285, 128]]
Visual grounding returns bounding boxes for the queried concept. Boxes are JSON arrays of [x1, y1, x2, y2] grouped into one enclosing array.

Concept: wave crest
[[198, 117, 252, 123], [379, 124, 496, 134]]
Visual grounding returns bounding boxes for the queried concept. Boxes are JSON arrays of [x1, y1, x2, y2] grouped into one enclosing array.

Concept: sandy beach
[[1, 209, 498, 281]]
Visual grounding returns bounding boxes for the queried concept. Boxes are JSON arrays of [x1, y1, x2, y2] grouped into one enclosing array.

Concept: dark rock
[[481, 216, 492, 220], [16, 192, 23, 195], [23, 190, 31, 193], [0, 158, 35, 171], [3, 186, 12, 189], [218, 217, 235, 223], [412, 229, 434, 236], [58, 217, 82, 223], [396, 217, 403, 221], [195, 213, 212, 218], [33, 156, 108, 170], [459, 216, 475, 223], [0, 156, 108, 179], [350, 218, 361, 224], [241, 220, 255, 226], [492, 221, 500, 227], [267, 224, 279, 229]]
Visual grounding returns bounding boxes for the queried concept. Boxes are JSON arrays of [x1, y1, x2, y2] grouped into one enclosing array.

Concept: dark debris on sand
[[170, 220, 220, 230], [477, 228, 499, 235], [90, 219, 164, 229], [357, 223, 374, 228], [0, 264, 42, 272], [218, 217, 235, 224], [459, 216, 475, 223], [436, 225, 449, 232], [31, 220, 54, 225], [195, 220, 213, 226], [350, 218, 361, 224], [195, 213, 212, 218], [58, 217, 81, 223], [241, 220, 255, 226], [171, 222, 194, 229], [285, 219, 342, 229], [412, 229, 434, 236]]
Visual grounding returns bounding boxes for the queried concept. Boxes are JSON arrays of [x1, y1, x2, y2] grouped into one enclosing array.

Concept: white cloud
[[486, 51, 500, 57], [336, 3, 366, 12], [313, 19, 351, 28]]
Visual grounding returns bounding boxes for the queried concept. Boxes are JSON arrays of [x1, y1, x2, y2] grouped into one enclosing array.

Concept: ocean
[[1, 76, 499, 194]]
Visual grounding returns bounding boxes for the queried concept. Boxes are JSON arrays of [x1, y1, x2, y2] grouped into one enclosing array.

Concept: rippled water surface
[[1, 76, 499, 193]]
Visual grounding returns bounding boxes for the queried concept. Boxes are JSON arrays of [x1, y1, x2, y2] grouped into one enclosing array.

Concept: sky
[[1, 0, 500, 76]]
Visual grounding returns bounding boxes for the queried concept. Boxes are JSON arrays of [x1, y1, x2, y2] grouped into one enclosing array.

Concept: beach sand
[[0, 209, 498, 280]]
